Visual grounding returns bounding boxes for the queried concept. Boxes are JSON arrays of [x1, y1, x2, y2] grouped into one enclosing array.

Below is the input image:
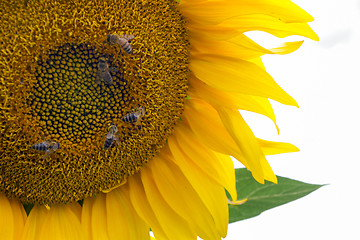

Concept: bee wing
[[42, 149, 54, 159], [121, 34, 135, 41], [114, 136, 121, 146], [135, 116, 142, 126], [139, 107, 145, 116]]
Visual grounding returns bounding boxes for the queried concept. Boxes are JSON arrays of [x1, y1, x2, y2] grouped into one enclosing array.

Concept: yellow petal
[[0, 199, 15, 239], [248, 56, 267, 69], [91, 194, 110, 240], [140, 165, 197, 240], [105, 191, 130, 240], [212, 151, 238, 202], [190, 35, 271, 60], [147, 155, 220, 240], [0, 193, 24, 240], [257, 138, 300, 155], [183, 98, 263, 179], [180, 0, 315, 25], [68, 202, 82, 223], [225, 15, 318, 40], [188, 76, 279, 132], [21, 205, 48, 240], [190, 55, 298, 106], [182, 98, 250, 167], [229, 34, 306, 55], [9, 198, 27, 240], [188, 24, 239, 41], [259, 153, 278, 184], [191, 33, 307, 61], [216, 107, 278, 183], [81, 196, 95, 240], [183, 98, 278, 183], [127, 175, 170, 240], [248, 96, 279, 133], [22, 203, 84, 240], [215, 107, 269, 183], [215, 107, 260, 162], [163, 145, 229, 237], [269, 41, 305, 55], [106, 188, 149, 240], [228, 198, 248, 206], [172, 123, 237, 201], [41, 203, 83, 240]]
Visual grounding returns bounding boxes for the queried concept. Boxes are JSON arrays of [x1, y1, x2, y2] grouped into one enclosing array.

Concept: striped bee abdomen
[[122, 112, 137, 123], [32, 142, 49, 151], [104, 137, 115, 149]]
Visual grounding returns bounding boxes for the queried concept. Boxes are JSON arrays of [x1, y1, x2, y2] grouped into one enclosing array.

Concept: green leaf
[[228, 168, 324, 223]]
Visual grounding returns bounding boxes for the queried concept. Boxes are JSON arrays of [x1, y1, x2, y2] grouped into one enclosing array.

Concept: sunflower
[[0, 0, 317, 239]]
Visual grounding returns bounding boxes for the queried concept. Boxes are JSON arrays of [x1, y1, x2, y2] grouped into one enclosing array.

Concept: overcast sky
[[227, 0, 360, 239]]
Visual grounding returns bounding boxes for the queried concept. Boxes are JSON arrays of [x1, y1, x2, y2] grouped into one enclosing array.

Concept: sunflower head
[[0, 0, 320, 239], [0, 0, 189, 205]]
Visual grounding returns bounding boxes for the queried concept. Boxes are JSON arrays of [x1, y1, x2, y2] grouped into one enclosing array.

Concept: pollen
[[0, 0, 189, 204]]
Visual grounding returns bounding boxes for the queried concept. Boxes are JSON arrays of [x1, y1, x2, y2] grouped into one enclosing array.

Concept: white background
[[227, 0, 360, 239]]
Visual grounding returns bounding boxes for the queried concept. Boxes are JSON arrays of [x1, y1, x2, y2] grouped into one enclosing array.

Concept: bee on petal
[[32, 140, 60, 159], [122, 107, 145, 125], [106, 34, 135, 54], [104, 123, 120, 150]]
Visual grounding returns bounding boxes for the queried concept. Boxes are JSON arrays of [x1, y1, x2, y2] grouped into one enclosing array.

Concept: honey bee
[[96, 57, 118, 85], [104, 123, 120, 149], [32, 140, 60, 159], [106, 34, 135, 54], [122, 107, 145, 125]]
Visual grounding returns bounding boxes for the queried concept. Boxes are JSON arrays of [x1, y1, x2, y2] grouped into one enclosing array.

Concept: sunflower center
[[0, 0, 189, 204], [28, 44, 132, 146]]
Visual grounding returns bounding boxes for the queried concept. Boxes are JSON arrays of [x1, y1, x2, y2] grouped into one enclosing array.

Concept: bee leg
[[124, 34, 135, 41], [135, 115, 143, 126], [42, 150, 52, 159], [114, 136, 121, 146]]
